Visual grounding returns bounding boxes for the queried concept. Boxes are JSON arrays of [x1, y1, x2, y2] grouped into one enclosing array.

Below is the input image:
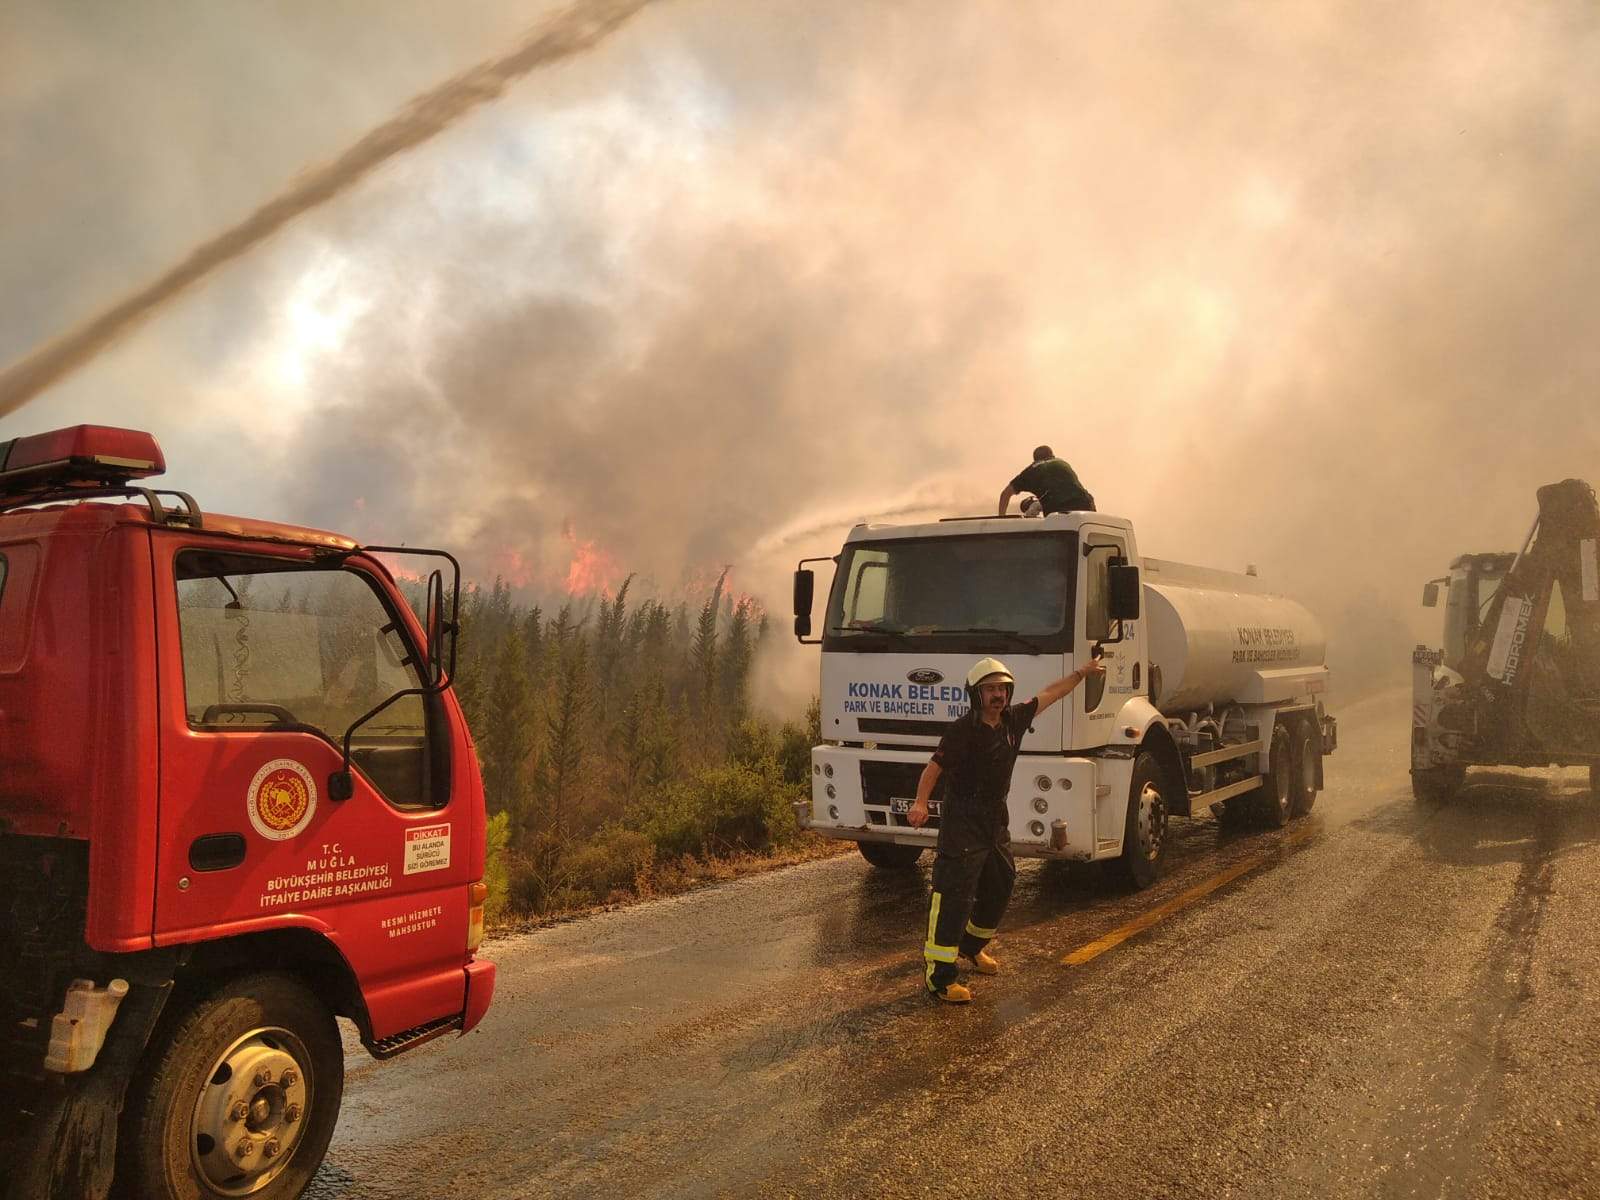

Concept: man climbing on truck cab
[[908, 654, 1104, 1003], [998, 445, 1096, 516]]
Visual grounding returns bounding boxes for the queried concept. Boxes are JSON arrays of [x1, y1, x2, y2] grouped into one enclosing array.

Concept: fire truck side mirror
[[425, 569, 451, 686], [1108, 561, 1142, 621], [1422, 581, 1441, 608], [793, 569, 815, 639]]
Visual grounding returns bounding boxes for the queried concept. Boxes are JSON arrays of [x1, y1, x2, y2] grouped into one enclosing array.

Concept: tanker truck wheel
[[857, 841, 925, 869], [1112, 752, 1170, 889], [1289, 721, 1319, 817], [1254, 725, 1295, 828], [119, 973, 343, 1200]]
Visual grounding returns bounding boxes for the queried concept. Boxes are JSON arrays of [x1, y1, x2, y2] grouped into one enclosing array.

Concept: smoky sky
[[5, 1, 1600, 706]]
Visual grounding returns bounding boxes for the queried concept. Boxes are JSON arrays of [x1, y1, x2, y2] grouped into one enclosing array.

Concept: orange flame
[[491, 548, 535, 590], [562, 521, 621, 596]]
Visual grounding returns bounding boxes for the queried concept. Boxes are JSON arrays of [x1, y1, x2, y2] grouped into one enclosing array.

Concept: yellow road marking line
[[1061, 825, 1318, 967]]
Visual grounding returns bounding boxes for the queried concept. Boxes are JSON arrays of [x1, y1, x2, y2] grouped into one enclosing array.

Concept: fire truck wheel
[[857, 841, 925, 869], [1255, 725, 1294, 828], [1289, 721, 1319, 817], [1112, 751, 1169, 889], [1411, 764, 1465, 804], [119, 973, 343, 1200]]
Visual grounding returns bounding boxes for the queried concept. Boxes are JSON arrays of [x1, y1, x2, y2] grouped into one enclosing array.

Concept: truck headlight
[[824, 763, 834, 778], [1028, 820, 1046, 837], [825, 784, 836, 799], [1034, 775, 1052, 791], [1032, 797, 1049, 814]]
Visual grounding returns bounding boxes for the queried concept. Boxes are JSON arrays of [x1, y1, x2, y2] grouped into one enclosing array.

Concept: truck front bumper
[[805, 744, 1107, 860]]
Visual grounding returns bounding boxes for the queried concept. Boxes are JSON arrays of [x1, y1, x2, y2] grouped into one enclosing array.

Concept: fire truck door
[[152, 545, 468, 1020]]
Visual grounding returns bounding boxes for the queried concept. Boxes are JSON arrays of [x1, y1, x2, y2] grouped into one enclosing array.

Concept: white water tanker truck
[[791, 510, 1337, 886]]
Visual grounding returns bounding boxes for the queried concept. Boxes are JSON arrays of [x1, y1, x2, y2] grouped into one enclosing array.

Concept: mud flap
[[3, 978, 173, 1200]]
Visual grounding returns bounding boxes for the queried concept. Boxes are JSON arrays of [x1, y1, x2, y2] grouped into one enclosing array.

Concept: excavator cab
[[1431, 553, 1515, 672]]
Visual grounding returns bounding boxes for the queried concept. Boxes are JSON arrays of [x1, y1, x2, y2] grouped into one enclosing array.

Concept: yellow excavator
[[1412, 479, 1600, 801]]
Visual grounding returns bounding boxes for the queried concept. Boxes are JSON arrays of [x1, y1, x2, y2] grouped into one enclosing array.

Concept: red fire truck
[[0, 426, 495, 1199]]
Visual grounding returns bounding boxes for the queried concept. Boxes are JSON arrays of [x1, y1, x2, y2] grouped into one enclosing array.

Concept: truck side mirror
[[1108, 561, 1141, 621], [1422, 581, 1440, 608], [425, 569, 450, 685], [793, 568, 815, 639]]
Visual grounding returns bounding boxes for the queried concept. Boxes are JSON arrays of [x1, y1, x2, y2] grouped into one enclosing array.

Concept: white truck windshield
[[824, 532, 1074, 648]]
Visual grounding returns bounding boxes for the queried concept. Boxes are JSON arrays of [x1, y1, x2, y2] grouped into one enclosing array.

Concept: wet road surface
[[306, 689, 1600, 1198]]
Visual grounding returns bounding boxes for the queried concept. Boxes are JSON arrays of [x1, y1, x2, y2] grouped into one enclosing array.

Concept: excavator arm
[[1456, 479, 1600, 759]]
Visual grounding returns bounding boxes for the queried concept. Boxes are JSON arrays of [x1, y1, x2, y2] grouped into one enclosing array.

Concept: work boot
[[968, 948, 999, 976], [931, 982, 972, 1004]]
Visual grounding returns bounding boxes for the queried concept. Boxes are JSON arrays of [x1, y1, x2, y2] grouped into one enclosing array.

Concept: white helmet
[[966, 657, 1015, 689], [965, 657, 1015, 708]]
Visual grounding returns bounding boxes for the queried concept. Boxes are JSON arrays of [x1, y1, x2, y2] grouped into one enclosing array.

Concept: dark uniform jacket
[[1011, 457, 1096, 514], [930, 697, 1039, 851]]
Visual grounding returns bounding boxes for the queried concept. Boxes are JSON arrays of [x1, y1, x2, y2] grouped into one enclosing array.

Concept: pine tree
[[690, 571, 727, 725], [721, 596, 754, 723], [535, 638, 593, 841], [481, 629, 534, 816], [595, 574, 634, 701]]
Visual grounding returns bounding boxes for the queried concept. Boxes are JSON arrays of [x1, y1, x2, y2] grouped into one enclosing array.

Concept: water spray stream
[[0, 0, 657, 420]]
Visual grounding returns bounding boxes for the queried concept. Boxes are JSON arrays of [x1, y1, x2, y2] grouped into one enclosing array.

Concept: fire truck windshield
[[822, 531, 1075, 652]]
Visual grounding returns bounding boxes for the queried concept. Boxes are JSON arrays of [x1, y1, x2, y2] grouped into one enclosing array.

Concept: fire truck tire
[[1411, 764, 1465, 804], [1289, 721, 1319, 817], [1254, 724, 1295, 828], [857, 841, 924, 869], [1111, 751, 1169, 889], [118, 973, 343, 1200]]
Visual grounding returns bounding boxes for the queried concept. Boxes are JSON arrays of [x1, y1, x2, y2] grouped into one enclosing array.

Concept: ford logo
[[907, 668, 944, 685]]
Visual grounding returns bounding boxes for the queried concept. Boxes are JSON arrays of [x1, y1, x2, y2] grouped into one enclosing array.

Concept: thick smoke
[[0, 0, 655, 417], [6, 1, 1600, 709]]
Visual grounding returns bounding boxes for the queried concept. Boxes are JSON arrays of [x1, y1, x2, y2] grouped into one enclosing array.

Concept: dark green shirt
[[1011, 458, 1095, 514]]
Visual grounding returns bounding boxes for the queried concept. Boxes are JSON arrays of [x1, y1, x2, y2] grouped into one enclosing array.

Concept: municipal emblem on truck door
[[247, 759, 317, 841]]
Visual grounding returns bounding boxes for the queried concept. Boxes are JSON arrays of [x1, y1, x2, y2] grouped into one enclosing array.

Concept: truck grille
[[859, 761, 924, 806], [859, 761, 942, 829], [858, 718, 954, 737]]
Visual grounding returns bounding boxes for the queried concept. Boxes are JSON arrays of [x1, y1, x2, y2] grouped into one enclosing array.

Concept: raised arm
[[997, 485, 1016, 516], [1032, 658, 1106, 716]]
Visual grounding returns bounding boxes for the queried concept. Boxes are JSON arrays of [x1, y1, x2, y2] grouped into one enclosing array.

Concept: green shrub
[[504, 829, 567, 914], [776, 722, 812, 787], [563, 824, 655, 900], [727, 717, 778, 770], [482, 810, 512, 924], [635, 760, 802, 860]]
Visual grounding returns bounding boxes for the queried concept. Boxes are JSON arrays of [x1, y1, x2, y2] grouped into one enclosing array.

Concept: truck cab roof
[[846, 511, 1132, 543], [0, 497, 360, 555]]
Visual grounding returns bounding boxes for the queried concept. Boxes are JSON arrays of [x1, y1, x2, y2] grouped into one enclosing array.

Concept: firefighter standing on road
[[908, 655, 1105, 1003]]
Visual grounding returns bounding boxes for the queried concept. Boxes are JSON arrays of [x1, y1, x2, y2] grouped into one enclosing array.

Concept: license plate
[[890, 797, 940, 815]]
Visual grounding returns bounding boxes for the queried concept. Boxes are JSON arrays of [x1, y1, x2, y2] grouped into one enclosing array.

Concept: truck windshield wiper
[[941, 627, 1047, 652], [831, 622, 915, 643]]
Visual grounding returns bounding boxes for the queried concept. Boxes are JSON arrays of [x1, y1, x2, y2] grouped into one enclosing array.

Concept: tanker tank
[[1141, 557, 1328, 713]]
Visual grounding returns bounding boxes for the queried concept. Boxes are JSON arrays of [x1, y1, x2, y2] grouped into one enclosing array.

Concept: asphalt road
[[306, 688, 1600, 1199]]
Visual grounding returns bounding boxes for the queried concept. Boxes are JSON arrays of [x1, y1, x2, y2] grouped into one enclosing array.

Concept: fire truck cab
[[0, 426, 494, 1200]]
